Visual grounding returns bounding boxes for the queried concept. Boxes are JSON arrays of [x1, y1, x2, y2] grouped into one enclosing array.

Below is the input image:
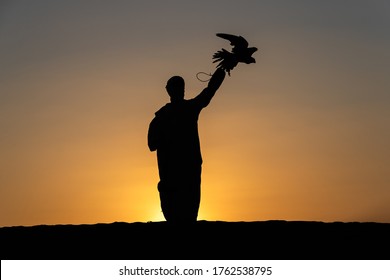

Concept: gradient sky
[[1, 1, 389, 227]]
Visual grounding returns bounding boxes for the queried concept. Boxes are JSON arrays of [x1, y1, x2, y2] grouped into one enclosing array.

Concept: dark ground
[[1, 220, 389, 260]]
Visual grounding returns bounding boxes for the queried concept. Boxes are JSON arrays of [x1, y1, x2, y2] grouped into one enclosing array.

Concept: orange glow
[[1, 2, 389, 227]]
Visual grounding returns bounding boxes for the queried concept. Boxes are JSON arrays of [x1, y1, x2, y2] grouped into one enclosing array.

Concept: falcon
[[213, 33, 258, 75]]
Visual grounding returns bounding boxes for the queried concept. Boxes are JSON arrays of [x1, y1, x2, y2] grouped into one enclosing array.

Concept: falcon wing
[[216, 33, 249, 53]]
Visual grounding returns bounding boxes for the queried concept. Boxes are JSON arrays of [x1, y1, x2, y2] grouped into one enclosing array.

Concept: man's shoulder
[[154, 100, 200, 118], [155, 103, 172, 116]]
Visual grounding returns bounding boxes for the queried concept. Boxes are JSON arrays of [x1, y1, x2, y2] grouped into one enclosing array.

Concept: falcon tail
[[212, 48, 229, 61], [212, 48, 238, 76]]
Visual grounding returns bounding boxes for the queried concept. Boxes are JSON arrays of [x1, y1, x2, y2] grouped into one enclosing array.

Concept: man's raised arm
[[208, 67, 226, 92], [194, 68, 226, 108]]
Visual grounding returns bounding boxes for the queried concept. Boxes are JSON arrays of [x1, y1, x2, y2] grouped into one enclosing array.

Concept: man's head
[[166, 76, 185, 102]]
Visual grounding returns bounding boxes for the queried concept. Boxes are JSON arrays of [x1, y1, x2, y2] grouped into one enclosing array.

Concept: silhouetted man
[[148, 68, 226, 223]]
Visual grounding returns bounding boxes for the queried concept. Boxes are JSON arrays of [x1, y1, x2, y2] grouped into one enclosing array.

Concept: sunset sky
[[1, 1, 389, 227]]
